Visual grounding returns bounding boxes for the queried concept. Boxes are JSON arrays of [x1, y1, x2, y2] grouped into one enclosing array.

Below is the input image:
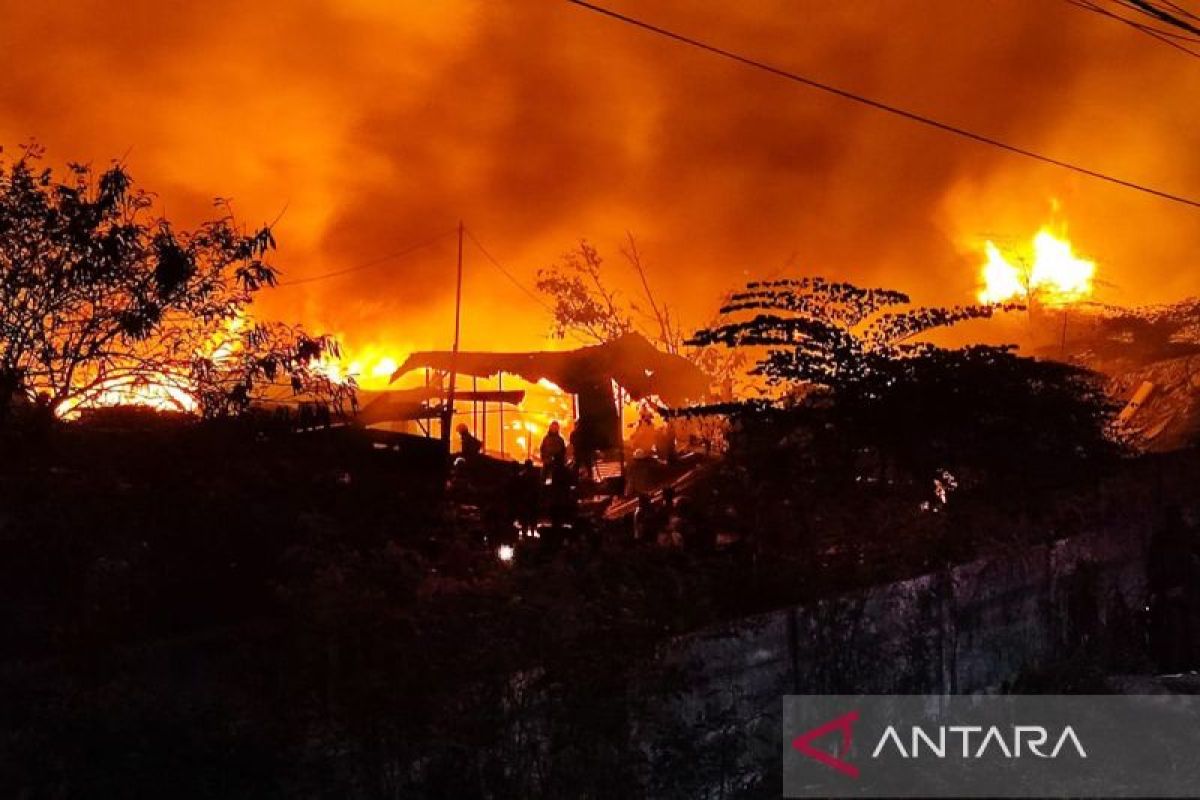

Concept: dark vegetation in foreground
[[0, 411, 1191, 798]]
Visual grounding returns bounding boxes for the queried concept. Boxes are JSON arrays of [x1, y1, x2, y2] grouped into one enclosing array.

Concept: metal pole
[[498, 372, 505, 458], [441, 221, 464, 453]]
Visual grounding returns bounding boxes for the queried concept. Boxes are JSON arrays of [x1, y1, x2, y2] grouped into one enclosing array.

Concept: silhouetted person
[[569, 417, 596, 482], [658, 485, 682, 548], [456, 422, 482, 458], [629, 407, 657, 456], [540, 420, 566, 475], [633, 492, 661, 544], [656, 417, 677, 463]]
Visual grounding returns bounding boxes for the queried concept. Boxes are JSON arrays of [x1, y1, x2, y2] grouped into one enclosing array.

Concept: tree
[[536, 235, 687, 352], [536, 235, 747, 393], [688, 277, 1018, 392], [0, 145, 347, 420], [189, 321, 355, 419], [688, 277, 1118, 494], [1070, 297, 1200, 366], [536, 238, 635, 345]]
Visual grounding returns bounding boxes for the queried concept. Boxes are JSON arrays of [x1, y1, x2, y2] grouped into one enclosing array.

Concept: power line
[[1124, 0, 1200, 35], [1094, 0, 1200, 41], [1160, 0, 1200, 22], [462, 226, 557, 313], [564, 0, 1200, 210], [462, 227, 594, 346], [277, 227, 457, 286], [1066, 0, 1200, 57]]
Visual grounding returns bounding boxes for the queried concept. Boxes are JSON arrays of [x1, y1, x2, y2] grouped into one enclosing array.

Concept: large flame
[[977, 228, 1096, 305], [58, 314, 251, 418], [58, 376, 199, 418]]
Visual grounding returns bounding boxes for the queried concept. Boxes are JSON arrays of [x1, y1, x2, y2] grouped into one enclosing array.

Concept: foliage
[[536, 239, 635, 344], [191, 322, 356, 418], [0, 144, 345, 419], [689, 277, 1020, 391], [688, 277, 1119, 497], [536, 235, 747, 388], [1071, 297, 1200, 365]]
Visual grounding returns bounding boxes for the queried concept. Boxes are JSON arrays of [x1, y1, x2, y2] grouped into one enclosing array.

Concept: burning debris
[[1050, 297, 1200, 451], [390, 332, 708, 456]]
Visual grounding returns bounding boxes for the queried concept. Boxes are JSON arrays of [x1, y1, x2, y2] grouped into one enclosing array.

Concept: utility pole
[[1060, 310, 1069, 360], [441, 221, 464, 453]]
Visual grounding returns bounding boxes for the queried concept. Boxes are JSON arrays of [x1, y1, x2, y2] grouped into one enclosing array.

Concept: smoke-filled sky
[[3, 0, 1199, 363]]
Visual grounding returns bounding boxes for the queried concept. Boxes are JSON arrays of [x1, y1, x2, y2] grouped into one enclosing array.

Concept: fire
[[976, 228, 1096, 305], [58, 375, 199, 419], [512, 419, 542, 459], [58, 313, 250, 419], [316, 342, 411, 391]]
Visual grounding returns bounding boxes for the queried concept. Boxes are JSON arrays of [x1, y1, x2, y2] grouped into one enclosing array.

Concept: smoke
[[2, 0, 1198, 359]]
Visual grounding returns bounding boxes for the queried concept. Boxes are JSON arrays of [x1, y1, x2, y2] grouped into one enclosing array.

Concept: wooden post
[[616, 383, 626, 486], [423, 368, 431, 438], [441, 221, 464, 452]]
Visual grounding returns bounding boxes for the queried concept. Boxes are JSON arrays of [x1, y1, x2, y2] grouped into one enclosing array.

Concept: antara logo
[[793, 711, 1087, 779], [792, 710, 861, 778], [871, 724, 1087, 759]]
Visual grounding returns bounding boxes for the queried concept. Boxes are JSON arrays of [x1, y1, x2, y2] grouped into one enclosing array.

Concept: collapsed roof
[[1111, 355, 1200, 452], [356, 386, 525, 426], [1069, 299, 1200, 452], [391, 332, 708, 406]]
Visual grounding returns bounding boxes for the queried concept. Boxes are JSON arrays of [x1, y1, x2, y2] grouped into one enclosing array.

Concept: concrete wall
[[646, 522, 1151, 794]]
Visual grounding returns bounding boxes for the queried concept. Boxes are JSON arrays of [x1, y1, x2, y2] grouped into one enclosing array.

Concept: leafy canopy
[[689, 277, 1119, 491], [689, 277, 1020, 393], [0, 144, 348, 418]]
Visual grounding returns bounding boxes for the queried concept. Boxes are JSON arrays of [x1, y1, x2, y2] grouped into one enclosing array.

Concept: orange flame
[[59, 313, 249, 419], [977, 227, 1096, 305]]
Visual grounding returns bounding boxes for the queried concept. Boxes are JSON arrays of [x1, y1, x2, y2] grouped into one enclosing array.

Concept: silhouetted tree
[[1070, 297, 1200, 366], [537, 235, 746, 388], [689, 277, 1018, 391], [688, 278, 1117, 495], [537, 239, 635, 345], [190, 321, 354, 418], [0, 145, 346, 420]]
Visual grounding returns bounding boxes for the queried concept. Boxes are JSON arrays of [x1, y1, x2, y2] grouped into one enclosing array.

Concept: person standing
[[569, 417, 596, 481], [456, 422, 482, 458], [539, 420, 566, 474]]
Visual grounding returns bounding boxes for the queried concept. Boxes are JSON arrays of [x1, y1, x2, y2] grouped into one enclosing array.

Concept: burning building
[[383, 331, 707, 458]]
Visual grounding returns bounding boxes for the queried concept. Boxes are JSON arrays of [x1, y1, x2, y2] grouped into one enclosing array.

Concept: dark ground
[[1, 415, 1197, 797]]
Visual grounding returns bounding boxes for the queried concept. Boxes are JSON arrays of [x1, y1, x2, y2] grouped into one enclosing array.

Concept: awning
[[391, 332, 707, 405]]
